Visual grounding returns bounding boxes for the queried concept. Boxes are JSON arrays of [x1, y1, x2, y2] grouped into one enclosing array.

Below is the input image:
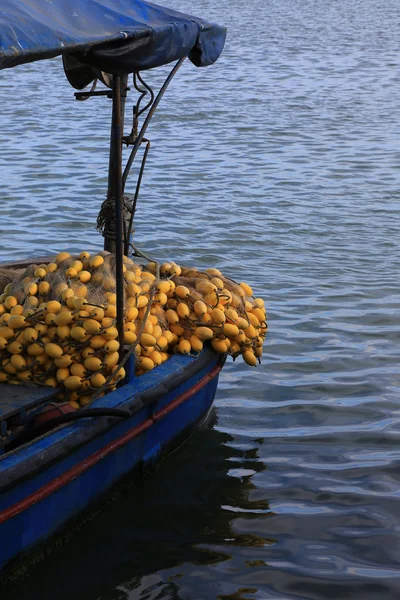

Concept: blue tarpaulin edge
[[0, 0, 226, 72]]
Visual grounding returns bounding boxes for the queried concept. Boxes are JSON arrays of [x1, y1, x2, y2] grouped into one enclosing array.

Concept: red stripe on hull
[[0, 362, 223, 525]]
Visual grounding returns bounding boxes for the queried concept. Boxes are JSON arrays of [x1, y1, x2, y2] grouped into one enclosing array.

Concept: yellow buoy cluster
[[144, 262, 267, 369], [0, 251, 267, 407]]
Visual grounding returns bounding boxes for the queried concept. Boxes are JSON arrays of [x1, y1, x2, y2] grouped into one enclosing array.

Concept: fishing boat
[[0, 0, 226, 575]]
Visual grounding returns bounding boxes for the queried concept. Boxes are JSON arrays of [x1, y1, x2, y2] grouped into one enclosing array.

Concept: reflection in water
[[3, 412, 272, 600]]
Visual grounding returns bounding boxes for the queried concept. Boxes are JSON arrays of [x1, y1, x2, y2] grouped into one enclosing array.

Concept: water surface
[[1, 0, 400, 598]]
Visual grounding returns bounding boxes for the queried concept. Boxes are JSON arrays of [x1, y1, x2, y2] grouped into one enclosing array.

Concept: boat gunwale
[[0, 256, 54, 269], [0, 359, 222, 526], [0, 349, 224, 492]]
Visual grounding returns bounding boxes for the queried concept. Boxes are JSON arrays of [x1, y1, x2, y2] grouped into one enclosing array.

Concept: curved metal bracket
[[122, 57, 186, 192]]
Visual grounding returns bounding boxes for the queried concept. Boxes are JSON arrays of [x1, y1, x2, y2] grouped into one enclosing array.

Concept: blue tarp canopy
[[0, 0, 226, 73]]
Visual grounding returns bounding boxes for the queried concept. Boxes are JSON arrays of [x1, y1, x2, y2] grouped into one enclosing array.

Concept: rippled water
[[1, 0, 400, 598]]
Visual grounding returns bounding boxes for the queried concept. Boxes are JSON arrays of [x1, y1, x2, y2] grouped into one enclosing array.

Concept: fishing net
[[0, 250, 267, 408]]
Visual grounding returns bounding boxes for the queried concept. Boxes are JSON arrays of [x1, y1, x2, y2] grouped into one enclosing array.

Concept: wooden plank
[[0, 384, 58, 422], [0, 257, 59, 422]]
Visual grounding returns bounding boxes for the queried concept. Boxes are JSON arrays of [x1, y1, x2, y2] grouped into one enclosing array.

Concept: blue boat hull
[[0, 350, 223, 575]]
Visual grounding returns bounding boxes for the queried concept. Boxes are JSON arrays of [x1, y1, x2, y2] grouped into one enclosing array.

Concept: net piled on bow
[[0, 251, 267, 407]]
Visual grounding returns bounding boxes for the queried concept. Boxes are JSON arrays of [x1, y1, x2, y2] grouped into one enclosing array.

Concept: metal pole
[[110, 74, 125, 363], [105, 75, 128, 253], [124, 139, 150, 255]]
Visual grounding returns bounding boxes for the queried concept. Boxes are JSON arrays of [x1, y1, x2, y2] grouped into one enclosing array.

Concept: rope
[[75, 78, 97, 102], [96, 194, 134, 240]]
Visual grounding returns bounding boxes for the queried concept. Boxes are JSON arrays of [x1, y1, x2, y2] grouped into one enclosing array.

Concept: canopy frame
[[103, 58, 185, 361]]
